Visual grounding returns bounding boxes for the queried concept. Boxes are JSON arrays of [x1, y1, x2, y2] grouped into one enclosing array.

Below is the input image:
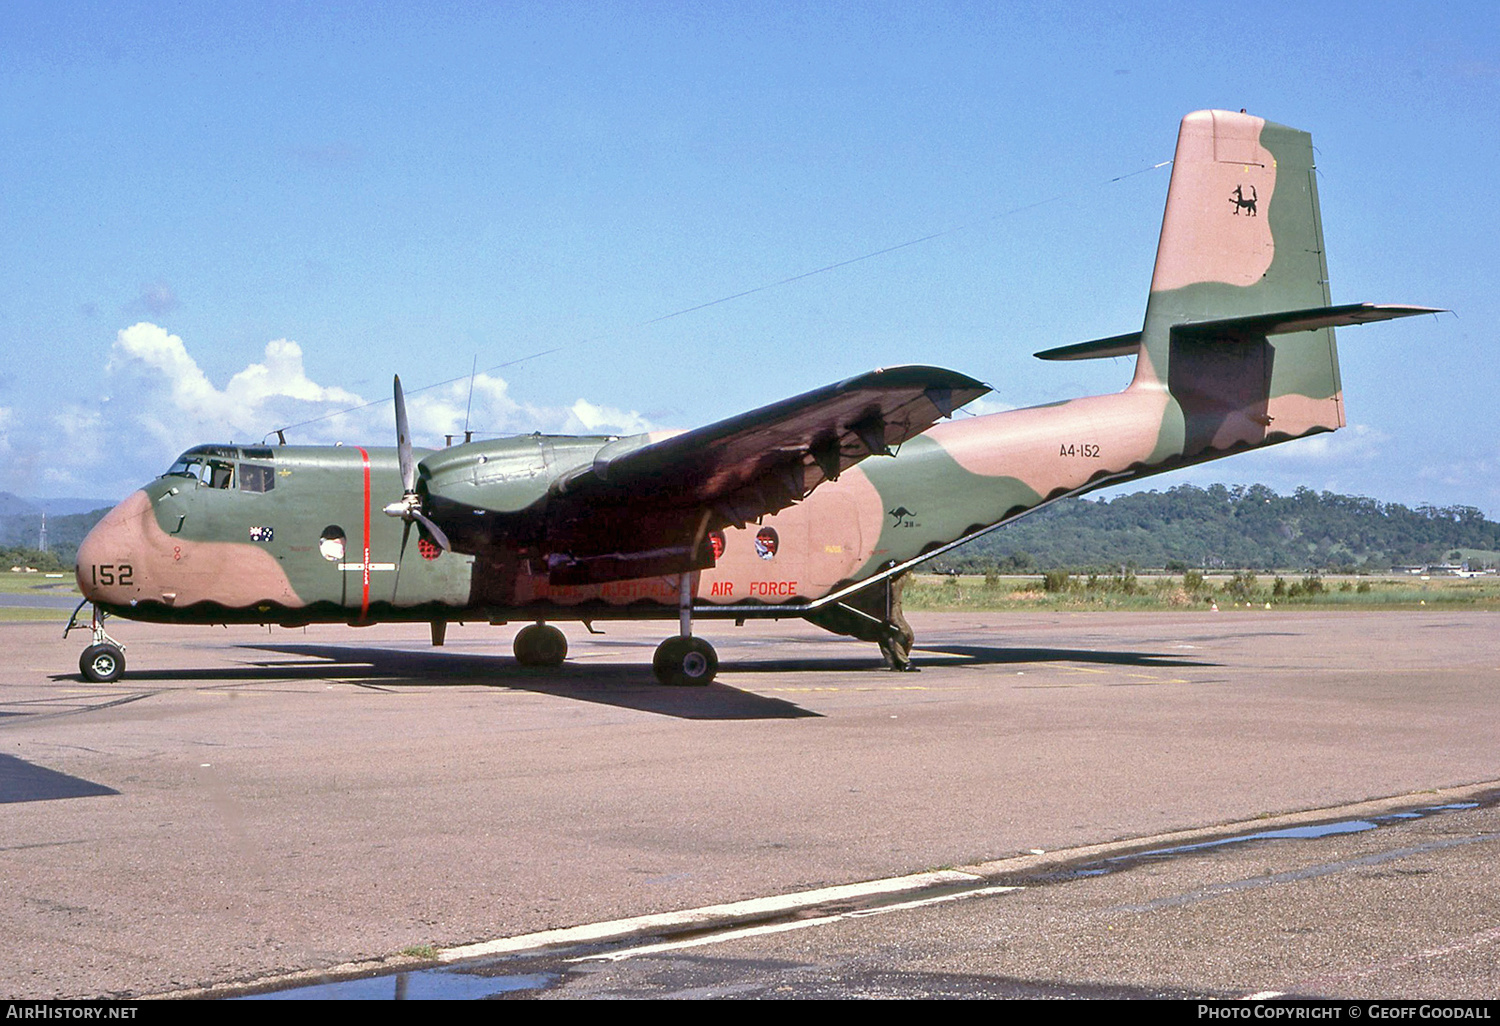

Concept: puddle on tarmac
[[241, 967, 558, 1000], [1063, 801, 1481, 882], [236, 800, 1486, 998]]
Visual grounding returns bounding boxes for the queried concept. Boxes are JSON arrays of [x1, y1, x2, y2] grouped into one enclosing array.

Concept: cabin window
[[239, 464, 275, 493], [319, 526, 346, 561]]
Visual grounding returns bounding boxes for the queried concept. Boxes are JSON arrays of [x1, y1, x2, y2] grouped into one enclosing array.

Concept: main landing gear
[[804, 567, 918, 672], [67, 602, 127, 683], [652, 573, 718, 686], [514, 622, 569, 667]]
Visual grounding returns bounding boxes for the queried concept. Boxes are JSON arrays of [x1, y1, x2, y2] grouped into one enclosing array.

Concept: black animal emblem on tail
[[888, 506, 918, 527], [1229, 184, 1258, 216]]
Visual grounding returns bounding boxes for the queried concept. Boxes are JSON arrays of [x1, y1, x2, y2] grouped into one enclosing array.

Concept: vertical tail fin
[[1132, 109, 1343, 454], [1032, 111, 1436, 461]]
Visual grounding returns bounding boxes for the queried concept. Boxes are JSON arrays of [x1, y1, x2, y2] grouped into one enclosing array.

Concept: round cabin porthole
[[319, 526, 346, 562]]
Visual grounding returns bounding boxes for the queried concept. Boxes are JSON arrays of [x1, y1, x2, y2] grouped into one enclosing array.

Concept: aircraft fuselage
[[71, 109, 1432, 685], [75, 371, 1339, 628]]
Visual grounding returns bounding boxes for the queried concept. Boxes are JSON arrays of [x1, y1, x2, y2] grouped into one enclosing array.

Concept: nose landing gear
[[66, 602, 127, 683]]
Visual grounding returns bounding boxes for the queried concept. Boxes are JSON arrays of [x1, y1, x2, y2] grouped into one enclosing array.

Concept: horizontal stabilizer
[[1034, 332, 1141, 362], [1036, 305, 1441, 361], [1171, 304, 1444, 343]]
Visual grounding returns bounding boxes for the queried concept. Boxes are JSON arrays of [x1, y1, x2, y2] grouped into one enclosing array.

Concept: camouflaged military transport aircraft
[[72, 110, 1434, 686]]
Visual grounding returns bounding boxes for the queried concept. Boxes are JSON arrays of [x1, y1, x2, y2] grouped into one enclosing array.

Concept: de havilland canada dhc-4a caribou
[[71, 110, 1435, 686]]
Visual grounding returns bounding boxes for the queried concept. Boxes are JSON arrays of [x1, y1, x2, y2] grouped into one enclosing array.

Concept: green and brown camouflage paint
[[76, 112, 1391, 659]]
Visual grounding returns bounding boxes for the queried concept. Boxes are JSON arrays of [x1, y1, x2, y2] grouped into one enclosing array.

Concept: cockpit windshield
[[164, 456, 202, 479], [161, 446, 274, 491]]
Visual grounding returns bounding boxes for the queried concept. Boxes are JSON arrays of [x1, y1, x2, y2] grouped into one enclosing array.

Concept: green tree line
[[937, 484, 1500, 573]]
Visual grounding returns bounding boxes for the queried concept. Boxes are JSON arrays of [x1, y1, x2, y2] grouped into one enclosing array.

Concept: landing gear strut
[[514, 623, 568, 666], [804, 567, 919, 672], [67, 603, 127, 683], [877, 618, 916, 671], [652, 573, 718, 686]]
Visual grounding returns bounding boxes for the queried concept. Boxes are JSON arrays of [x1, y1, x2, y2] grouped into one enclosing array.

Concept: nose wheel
[[67, 603, 127, 683], [80, 643, 126, 683], [652, 572, 718, 686]]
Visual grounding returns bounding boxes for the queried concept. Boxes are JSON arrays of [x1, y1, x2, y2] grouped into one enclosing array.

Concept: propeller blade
[[389, 374, 451, 553], [394, 375, 415, 495], [392, 519, 411, 600], [411, 509, 452, 552]]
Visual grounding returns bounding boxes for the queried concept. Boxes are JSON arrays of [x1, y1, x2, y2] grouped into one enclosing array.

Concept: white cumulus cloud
[[957, 395, 1016, 418], [564, 399, 655, 436], [1257, 423, 1389, 464], [108, 323, 365, 443], [10, 323, 660, 498]]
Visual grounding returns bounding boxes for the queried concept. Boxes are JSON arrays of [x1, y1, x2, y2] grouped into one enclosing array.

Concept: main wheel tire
[[80, 644, 125, 683], [513, 624, 568, 667], [652, 636, 718, 687], [878, 627, 916, 671]]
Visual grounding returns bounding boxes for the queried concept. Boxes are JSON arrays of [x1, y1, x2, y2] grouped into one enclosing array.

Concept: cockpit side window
[[207, 460, 234, 489], [239, 464, 275, 493]]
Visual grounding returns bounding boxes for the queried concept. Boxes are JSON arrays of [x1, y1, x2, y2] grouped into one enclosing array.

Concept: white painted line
[[570, 884, 1022, 963], [1244, 991, 1286, 1000], [439, 869, 984, 962]]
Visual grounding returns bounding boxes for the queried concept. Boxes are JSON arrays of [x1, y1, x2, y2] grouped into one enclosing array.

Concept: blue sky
[[2, 2, 1495, 513]]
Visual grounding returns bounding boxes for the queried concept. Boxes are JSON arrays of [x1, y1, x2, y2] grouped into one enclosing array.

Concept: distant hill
[[0, 501, 113, 567], [938, 484, 1500, 573], [0, 492, 115, 517], [0, 492, 39, 518], [34, 497, 118, 516]]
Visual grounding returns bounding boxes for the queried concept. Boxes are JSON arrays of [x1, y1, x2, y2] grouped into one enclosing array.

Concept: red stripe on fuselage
[[357, 447, 371, 621]]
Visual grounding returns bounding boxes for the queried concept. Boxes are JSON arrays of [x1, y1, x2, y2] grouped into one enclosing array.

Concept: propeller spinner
[[382, 375, 453, 552]]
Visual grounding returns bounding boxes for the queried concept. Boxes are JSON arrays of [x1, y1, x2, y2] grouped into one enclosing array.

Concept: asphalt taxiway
[[1, 610, 1497, 998]]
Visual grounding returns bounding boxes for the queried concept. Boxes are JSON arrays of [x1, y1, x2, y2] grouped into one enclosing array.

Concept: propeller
[[382, 375, 453, 552]]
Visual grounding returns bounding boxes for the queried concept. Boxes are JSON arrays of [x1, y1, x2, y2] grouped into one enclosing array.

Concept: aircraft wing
[[541, 365, 988, 583]]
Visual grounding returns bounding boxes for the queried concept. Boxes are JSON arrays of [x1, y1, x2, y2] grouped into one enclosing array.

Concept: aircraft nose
[[76, 491, 150, 603]]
